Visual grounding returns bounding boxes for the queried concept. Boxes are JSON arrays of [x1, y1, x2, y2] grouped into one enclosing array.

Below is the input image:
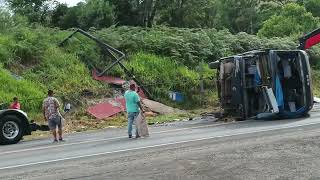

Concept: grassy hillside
[[0, 24, 320, 121], [0, 26, 106, 119], [0, 65, 44, 113]]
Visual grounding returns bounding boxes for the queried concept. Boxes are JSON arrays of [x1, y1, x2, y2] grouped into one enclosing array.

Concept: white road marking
[[0, 119, 320, 170], [0, 121, 237, 156]]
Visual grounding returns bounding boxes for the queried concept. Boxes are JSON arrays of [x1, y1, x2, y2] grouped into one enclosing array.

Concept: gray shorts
[[48, 116, 62, 130]]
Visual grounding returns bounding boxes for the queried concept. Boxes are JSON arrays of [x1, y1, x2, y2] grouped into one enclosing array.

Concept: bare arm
[[42, 104, 47, 121], [138, 101, 144, 112], [136, 93, 144, 112]]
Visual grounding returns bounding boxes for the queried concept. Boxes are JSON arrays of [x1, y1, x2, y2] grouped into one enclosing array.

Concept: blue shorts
[[48, 116, 62, 130]]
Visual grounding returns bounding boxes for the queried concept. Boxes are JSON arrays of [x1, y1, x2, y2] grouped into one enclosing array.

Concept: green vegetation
[[0, 22, 319, 117], [5, 0, 319, 35], [312, 71, 320, 97], [93, 27, 298, 66], [24, 47, 102, 95], [0, 0, 320, 130], [304, 0, 320, 17], [0, 65, 44, 113], [258, 3, 319, 38], [0, 25, 105, 119], [124, 52, 201, 104]]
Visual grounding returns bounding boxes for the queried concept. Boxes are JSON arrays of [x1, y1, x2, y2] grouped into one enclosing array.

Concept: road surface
[[1, 111, 320, 180]]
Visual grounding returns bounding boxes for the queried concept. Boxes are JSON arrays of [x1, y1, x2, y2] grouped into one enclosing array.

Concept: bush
[[0, 25, 105, 117], [95, 26, 214, 67], [0, 65, 45, 113], [124, 52, 202, 104], [308, 46, 320, 68], [258, 3, 319, 38], [93, 26, 312, 67], [23, 47, 102, 95]]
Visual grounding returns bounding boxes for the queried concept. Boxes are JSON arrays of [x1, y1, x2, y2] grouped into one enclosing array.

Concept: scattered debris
[[142, 99, 182, 115], [81, 89, 94, 96], [169, 91, 184, 102], [92, 69, 126, 86], [144, 111, 157, 117], [87, 97, 182, 119], [314, 97, 320, 103], [10, 72, 23, 80], [87, 97, 126, 119], [88, 69, 183, 119], [314, 97, 320, 110]]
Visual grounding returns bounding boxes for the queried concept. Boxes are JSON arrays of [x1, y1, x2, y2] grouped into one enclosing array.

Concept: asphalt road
[[2, 111, 320, 180]]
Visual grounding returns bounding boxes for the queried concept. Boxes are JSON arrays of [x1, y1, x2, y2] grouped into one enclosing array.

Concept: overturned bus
[[209, 28, 320, 120]]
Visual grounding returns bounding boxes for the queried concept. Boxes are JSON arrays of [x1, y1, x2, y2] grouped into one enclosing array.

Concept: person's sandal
[[59, 138, 66, 142], [53, 139, 58, 143]]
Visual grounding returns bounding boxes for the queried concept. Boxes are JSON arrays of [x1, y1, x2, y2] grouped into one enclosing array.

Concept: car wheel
[[0, 115, 24, 145]]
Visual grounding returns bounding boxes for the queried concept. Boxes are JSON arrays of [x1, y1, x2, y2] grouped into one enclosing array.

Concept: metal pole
[[58, 28, 152, 99]]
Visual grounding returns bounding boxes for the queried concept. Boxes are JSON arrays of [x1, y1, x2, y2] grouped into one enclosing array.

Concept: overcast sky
[[56, 0, 84, 7]]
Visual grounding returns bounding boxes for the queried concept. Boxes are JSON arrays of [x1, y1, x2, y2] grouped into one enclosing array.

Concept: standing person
[[124, 84, 144, 138], [10, 97, 21, 110], [42, 90, 64, 143]]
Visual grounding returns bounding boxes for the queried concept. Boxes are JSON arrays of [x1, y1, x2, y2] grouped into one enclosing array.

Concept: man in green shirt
[[124, 84, 144, 138]]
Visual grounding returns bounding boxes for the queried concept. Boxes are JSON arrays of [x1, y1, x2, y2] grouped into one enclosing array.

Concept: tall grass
[[0, 65, 45, 112], [122, 52, 215, 107], [0, 26, 106, 118], [23, 47, 103, 95]]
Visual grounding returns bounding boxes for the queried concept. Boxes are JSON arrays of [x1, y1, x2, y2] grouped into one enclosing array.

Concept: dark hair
[[48, 90, 54, 96], [13, 97, 18, 101], [129, 84, 136, 90]]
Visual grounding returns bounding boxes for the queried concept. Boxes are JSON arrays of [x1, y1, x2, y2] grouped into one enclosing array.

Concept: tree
[[257, 0, 283, 23], [109, 0, 219, 28], [258, 3, 319, 38], [6, 0, 55, 24], [136, 0, 159, 27], [58, 5, 81, 29], [111, 0, 139, 26], [215, 0, 261, 34], [157, 0, 218, 28], [49, 2, 82, 29], [109, 0, 160, 27], [51, 3, 68, 27], [304, 0, 320, 17], [78, 0, 115, 29], [0, 8, 14, 32], [51, 0, 115, 30], [262, 0, 296, 5]]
